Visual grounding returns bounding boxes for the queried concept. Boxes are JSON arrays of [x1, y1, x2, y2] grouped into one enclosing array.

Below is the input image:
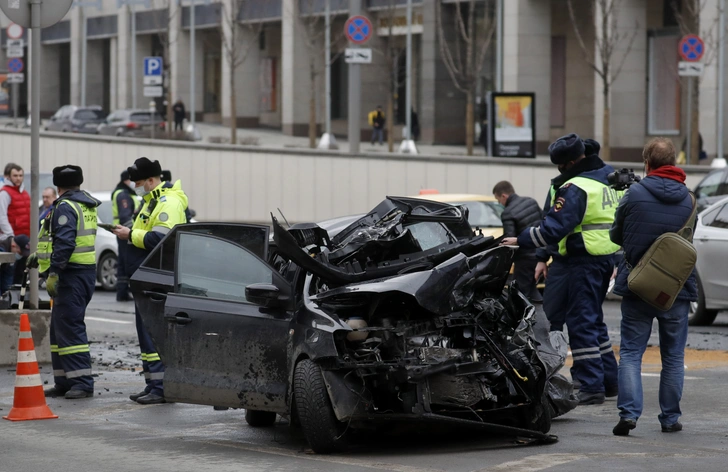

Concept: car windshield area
[[130, 112, 162, 123], [74, 109, 105, 121], [452, 201, 503, 228]]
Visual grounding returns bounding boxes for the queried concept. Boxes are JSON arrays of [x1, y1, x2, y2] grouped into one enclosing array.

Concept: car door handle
[[143, 291, 168, 303], [165, 312, 192, 325]]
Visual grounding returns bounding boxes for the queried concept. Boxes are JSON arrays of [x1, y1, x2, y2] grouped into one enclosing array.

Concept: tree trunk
[[387, 94, 394, 152], [690, 78, 700, 164], [309, 72, 316, 149], [166, 84, 173, 138], [465, 90, 474, 156], [230, 65, 237, 145], [602, 87, 611, 161]]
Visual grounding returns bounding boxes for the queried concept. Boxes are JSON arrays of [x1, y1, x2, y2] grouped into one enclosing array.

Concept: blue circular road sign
[[7, 58, 23, 73], [679, 35, 704, 62], [345, 15, 373, 44]]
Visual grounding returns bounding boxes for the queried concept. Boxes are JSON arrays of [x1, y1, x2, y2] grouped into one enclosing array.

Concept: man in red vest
[[0, 163, 31, 241]]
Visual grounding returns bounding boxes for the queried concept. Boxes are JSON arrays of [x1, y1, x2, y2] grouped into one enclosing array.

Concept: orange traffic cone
[[3, 313, 58, 421]]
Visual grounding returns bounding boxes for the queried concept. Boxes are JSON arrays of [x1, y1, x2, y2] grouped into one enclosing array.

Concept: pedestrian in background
[[610, 138, 696, 436], [410, 108, 420, 141], [173, 99, 186, 132], [0, 163, 31, 241], [40, 187, 57, 224], [112, 157, 190, 405], [493, 180, 543, 303], [368, 105, 385, 145], [111, 170, 139, 302], [500, 134, 620, 406], [27, 165, 101, 400]]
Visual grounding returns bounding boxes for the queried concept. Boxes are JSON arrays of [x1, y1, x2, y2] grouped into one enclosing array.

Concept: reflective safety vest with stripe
[[111, 188, 140, 226], [37, 200, 98, 273], [551, 176, 623, 257]]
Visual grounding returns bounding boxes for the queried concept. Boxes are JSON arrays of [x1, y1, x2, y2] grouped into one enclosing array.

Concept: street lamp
[[72, 0, 102, 107], [117, 0, 151, 109]]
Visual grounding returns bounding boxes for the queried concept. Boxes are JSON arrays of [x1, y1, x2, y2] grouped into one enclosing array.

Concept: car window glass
[[62, 107, 74, 119], [453, 201, 503, 228], [708, 204, 728, 229], [176, 233, 272, 302], [696, 171, 724, 198], [130, 112, 152, 123], [407, 222, 452, 251], [701, 205, 721, 226], [74, 109, 104, 120], [96, 200, 113, 224]]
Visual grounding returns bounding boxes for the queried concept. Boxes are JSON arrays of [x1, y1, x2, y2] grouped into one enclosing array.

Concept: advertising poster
[[0, 74, 9, 116], [490, 92, 536, 157]]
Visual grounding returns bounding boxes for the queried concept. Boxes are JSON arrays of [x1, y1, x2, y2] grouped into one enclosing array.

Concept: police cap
[[128, 157, 162, 182], [549, 133, 586, 165], [583, 138, 601, 158], [53, 165, 84, 188]]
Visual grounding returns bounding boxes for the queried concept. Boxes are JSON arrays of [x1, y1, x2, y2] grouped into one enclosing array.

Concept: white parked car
[[90, 191, 122, 291], [690, 196, 728, 326]]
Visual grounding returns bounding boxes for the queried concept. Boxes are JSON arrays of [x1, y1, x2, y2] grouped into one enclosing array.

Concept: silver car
[[97, 109, 165, 138], [690, 196, 728, 325]]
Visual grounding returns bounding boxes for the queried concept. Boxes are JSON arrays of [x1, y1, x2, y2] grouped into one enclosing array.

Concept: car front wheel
[[689, 273, 718, 326], [97, 251, 118, 291], [293, 359, 348, 454]]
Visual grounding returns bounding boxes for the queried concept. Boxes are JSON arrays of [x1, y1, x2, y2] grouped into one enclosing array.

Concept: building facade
[[0, 0, 726, 161]]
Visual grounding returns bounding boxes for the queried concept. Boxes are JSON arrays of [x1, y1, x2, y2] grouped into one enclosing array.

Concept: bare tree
[[221, 0, 265, 145], [436, 0, 495, 156], [150, 0, 179, 136], [671, 0, 719, 164], [567, 0, 638, 161]]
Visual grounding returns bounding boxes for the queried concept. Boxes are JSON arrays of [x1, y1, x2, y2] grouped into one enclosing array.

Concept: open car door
[[131, 224, 293, 413]]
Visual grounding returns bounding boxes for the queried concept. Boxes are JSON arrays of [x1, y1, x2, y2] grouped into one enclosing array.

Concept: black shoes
[[136, 393, 166, 405], [613, 418, 637, 436], [662, 422, 683, 433], [578, 391, 606, 405], [44, 386, 68, 398], [65, 389, 94, 399], [129, 390, 149, 402]]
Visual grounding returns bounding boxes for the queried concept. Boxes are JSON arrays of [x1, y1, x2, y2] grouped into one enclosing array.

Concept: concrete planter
[[0, 310, 52, 366]]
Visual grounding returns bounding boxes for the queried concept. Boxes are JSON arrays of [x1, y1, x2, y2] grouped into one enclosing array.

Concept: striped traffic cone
[[3, 313, 58, 421]]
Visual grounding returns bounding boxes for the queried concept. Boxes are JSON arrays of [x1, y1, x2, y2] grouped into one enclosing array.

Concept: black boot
[[613, 418, 637, 436]]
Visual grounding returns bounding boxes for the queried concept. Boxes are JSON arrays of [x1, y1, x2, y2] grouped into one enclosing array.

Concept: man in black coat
[[493, 180, 543, 302]]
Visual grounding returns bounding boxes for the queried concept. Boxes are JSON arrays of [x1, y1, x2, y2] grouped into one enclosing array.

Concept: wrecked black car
[[130, 197, 577, 453]]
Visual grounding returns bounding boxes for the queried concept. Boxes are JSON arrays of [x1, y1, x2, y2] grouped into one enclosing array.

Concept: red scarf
[[648, 165, 686, 184]]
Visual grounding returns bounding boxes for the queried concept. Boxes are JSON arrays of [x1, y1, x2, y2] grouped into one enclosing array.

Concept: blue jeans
[[0, 250, 14, 295], [371, 127, 384, 144], [618, 296, 689, 426]]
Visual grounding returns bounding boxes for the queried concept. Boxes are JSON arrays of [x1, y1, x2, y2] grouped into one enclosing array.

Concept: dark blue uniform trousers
[[543, 257, 618, 394], [135, 304, 164, 396], [116, 236, 130, 299], [50, 269, 96, 393]]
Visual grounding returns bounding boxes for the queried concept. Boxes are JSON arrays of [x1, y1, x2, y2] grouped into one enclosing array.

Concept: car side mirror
[[246, 283, 286, 309]]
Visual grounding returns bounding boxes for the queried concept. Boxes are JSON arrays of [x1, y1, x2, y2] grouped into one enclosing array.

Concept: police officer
[[112, 157, 189, 405], [27, 165, 101, 399], [111, 170, 139, 302], [501, 134, 620, 405]]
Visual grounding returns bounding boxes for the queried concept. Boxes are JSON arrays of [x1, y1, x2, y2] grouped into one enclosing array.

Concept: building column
[[594, 0, 647, 161], [110, 37, 118, 111], [117, 7, 129, 109], [699, 0, 721, 158], [169, 0, 181, 115], [503, 0, 551, 153], [282, 0, 316, 136], [70, 7, 82, 106]]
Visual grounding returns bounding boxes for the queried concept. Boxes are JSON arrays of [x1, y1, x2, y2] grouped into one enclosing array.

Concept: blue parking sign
[[144, 56, 163, 76]]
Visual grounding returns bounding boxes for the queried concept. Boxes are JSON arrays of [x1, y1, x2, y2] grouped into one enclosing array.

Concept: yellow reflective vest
[[38, 198, 98, 273]]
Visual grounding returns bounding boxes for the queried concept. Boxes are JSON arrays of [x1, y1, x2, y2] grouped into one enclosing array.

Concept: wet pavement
[[2, 293, 728, 471]]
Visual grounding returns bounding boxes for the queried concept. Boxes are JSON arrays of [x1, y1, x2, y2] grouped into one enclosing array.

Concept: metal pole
[[81, 6, 87, 107], [687, 76, 693, 164], [29, 0, 41, 308], [12, 83, 18, 127], [131, 3, 137, 108], [325, 0, 331, 136], [190, 0, 196, 130], [347, 0, 361, 154], [495, 0, 503, 92], [405, 0, 412, 140], [718, 0, 726, 161]]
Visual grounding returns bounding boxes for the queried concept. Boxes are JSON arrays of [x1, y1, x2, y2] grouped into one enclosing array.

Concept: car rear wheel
[[244, 410, 277, 427], [293, 359, 348, 454], [689, 273, 718, 326], [97, 251, 117, 291]]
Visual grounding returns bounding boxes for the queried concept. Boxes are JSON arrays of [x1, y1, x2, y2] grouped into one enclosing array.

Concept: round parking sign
[[7, 23, 23, 40], [7, 58, 24, 74], [679, 35, 705, 62], [344, 15, 373, 45]]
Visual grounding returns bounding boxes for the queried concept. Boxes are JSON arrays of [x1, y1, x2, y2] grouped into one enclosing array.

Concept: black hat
[[161, 170, 172, 181], [127, 157, 162, 182], [120, 170, 130, 181], [53, 165, 84, 187], [13, 234, 30, 258], [549, 133, 586, 165], [583, 138, 601, 157]]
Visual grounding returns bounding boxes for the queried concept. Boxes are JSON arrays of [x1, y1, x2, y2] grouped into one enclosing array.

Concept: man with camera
[[609, 138, 696, 436], [501, 133, 620, 406]]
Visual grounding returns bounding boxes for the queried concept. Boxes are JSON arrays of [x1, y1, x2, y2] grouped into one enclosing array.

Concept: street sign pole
[[81, 6, 87, 106], [190, 0, 195, 132], [717, 0, 726, 165], [687, 76, 693, 164], [131, 3, 137, 108], [29, 0, 41, 309], [347, 3, 364, 154], [317, 0, 337, 150], [12, 83, 18, 127], [398, 0, 416, 154]]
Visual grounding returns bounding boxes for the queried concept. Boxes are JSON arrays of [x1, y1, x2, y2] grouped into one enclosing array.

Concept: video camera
[[607, 168, 641, 191]]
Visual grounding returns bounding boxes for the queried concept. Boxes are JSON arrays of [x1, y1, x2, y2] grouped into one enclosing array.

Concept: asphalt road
[[2, 292, 728, 471]]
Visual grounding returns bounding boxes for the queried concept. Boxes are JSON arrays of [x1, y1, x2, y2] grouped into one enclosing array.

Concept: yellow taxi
[[408, 190, 504, 238]]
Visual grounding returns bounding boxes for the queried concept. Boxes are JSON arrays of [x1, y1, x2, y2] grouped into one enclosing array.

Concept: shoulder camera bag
[[627, 192, 698, 311]]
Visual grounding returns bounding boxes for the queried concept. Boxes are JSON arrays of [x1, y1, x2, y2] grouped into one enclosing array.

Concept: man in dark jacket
[[501, 134, 620, 406], [493, 180, 543, 302], [609, 138, 696, 437], [111, 170, 139, 301]]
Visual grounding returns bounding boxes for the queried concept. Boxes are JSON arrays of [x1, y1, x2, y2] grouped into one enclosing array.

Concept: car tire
[[97, 251, 118, 292], [689, 273, 718, 326], [244, 410, 277, 427], [293, 359, 348, 454]]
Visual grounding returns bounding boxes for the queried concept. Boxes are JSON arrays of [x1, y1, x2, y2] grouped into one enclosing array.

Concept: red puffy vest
[[2, 185, 31, 238]]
